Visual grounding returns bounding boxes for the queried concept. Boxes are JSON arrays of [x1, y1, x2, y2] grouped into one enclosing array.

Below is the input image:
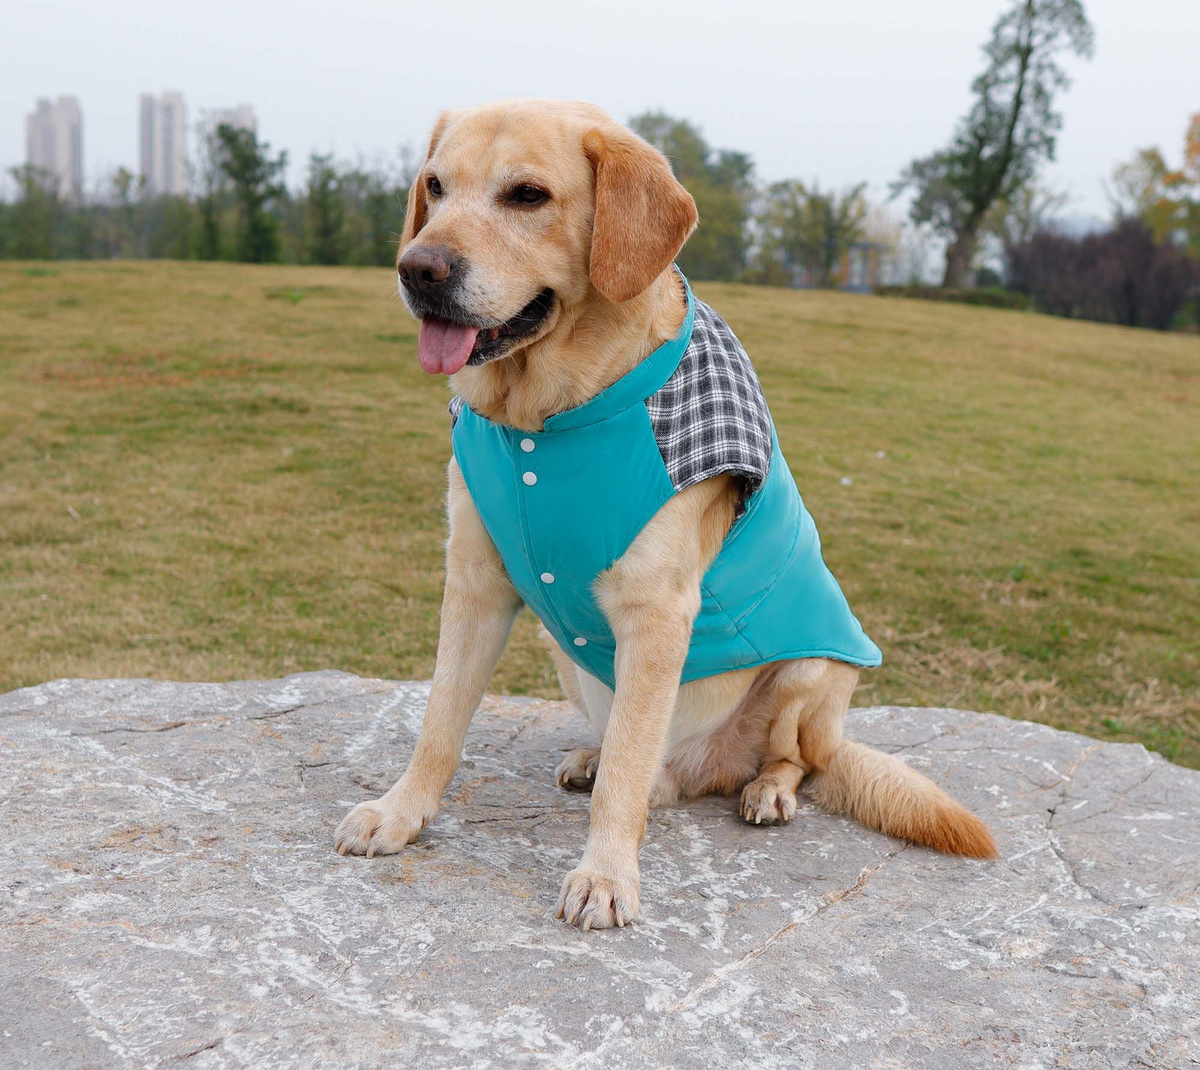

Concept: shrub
[[874, 285, 1029, 310], [1009, 220, 1197, 331]]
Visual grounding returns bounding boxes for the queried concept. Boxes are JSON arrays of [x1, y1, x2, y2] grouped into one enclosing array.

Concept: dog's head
[[397, 100, 697, 376]]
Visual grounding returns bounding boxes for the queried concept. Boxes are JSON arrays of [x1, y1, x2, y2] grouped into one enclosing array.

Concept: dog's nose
[[398, 245, 455, 293]]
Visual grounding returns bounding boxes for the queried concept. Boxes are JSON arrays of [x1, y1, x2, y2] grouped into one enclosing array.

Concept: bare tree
[[984, 180, 1071, 277]]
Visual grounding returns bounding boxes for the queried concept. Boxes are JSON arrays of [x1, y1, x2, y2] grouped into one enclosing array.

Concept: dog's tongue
[[418, 318, 479, 375]]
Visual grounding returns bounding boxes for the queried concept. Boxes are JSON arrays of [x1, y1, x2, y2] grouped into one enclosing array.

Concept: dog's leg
[[543, 628, 620, 794], [335, 461, 520, 857], [556, 477, 738, 930], [739, 659, 840, 826], [543, 626, 602, 792], [538, 624, 587, 712], [554, 554, 693, 928]]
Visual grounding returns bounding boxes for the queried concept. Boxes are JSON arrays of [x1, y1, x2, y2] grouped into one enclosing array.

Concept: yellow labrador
[[335, 100, 995, 930]]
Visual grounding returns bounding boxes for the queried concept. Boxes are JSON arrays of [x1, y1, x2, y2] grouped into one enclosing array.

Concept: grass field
[[2, 261, 1197, 765]]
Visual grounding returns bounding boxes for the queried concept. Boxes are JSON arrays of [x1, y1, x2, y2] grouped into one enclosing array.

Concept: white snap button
[[522, 471, 537, 486], [540, 572, 555, 584], [520, 438, 535, 453], [573, 637, 587, 647]]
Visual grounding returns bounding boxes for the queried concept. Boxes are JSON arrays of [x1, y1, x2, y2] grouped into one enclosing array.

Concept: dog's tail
[[806, 739, 997, 859]]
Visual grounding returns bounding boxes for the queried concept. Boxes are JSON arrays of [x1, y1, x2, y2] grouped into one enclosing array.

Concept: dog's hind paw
[[739, 775, 798, 826], [555, 748, 600, 792]]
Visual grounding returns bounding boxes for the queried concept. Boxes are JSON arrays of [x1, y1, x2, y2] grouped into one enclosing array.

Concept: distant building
[[203, 105, 257, 141], [198, 106, 258, 176], [25, 96, 83, 200], [139, 91, 188, 196]]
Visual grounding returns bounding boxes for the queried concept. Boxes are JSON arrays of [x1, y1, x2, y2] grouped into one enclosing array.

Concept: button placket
[[518, 432, 538, 486], [517, 431, 554, 592]]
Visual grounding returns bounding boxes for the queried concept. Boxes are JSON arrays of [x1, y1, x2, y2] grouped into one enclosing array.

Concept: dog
[[335, 99, 997, 930]]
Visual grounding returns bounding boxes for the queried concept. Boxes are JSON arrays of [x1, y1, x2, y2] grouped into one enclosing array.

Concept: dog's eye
[[427, 175, 443, 197], [509, 185, 549, 207]]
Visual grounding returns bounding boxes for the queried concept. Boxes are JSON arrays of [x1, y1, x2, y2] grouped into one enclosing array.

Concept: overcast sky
[[4, 0, 1197, 219]]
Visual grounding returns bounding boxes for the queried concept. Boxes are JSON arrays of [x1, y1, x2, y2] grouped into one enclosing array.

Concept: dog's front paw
[[334, 795, 427, 858], [740, 775, 798, 825], [556, 866, 640, 930]]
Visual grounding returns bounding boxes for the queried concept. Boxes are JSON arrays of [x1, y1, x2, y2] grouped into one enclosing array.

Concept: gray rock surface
[[1, 671, 1197, 1069]]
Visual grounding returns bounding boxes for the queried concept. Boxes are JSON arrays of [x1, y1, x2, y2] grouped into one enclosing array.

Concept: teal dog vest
[[450, 281, 882, 690]]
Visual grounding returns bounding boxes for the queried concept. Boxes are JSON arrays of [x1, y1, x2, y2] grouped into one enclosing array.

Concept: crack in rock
[[667, 845, 911, 1014]]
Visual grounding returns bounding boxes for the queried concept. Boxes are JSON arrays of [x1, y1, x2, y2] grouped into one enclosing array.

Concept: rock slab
[[1, 671, 1197, 1069]]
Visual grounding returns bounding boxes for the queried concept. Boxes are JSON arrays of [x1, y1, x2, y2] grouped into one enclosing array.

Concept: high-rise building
[[25, 96, 83, 200], [138, 91, 188, 196], [202, 105, 257, 142], [196, 106, 258, 179]]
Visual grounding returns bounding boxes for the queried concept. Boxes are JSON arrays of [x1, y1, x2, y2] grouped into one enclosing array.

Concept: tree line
[[0, 115, 883, 290], [0, 125, 413, 268], [2, 0, 1197, 330]]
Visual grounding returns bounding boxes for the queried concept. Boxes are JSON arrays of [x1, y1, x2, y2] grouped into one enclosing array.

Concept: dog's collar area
[[463, 273, 692, 437], [540, 277, 694, 433], [450, 271, 695, 436]]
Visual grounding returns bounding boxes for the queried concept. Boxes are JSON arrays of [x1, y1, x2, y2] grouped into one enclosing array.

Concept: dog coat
[[449, 279, 882, 690]]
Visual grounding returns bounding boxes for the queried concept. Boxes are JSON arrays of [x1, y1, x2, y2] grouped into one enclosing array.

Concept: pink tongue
[[418, 318, 480, 375]]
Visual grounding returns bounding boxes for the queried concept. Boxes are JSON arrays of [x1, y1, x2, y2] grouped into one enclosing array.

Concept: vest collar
[[542, 275, 694, 433]]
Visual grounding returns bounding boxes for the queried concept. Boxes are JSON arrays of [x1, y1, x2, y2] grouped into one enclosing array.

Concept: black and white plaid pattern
[[645, 298, 773, 500], [448, 298, 774, 504]]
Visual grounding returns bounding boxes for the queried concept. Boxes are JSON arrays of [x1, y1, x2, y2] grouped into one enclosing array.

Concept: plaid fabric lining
[[448, 298, 774, 504], [645, 298, 773, 499]]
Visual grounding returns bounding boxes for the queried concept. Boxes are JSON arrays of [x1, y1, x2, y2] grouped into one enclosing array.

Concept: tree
[[1109, 113, 1200, 260], [143, 192, 199, 260], [1, 166, 61, 258], [304, 153, 345, 265], [340, 163, 408, 267], [1009, 219, 1195, 329], [1006, 229, 1082, 316], [106, 167, 142, 258], [984, 179, 1070, 278], [216, 124, 288, 263], [1177, 112, 1200, 263], [194, 124, 228, 260], [893, 0, 1094, 287], [753, 180, 868, 287], [628, 112, 754, 281], [1108, 148, 1171, 222]]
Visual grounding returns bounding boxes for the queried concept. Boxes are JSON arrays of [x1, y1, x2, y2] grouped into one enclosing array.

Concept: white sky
[[3, 0, 1198, 218]]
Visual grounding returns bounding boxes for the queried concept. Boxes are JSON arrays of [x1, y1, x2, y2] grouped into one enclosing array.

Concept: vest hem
[[679, 647, 882, 686]]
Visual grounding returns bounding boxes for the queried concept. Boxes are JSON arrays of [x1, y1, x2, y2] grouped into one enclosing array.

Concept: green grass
[[2, 261, 1197, 764]]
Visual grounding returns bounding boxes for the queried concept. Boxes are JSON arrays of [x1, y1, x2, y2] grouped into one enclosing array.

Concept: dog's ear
[[399, 111, 456, 254], [583, 125, 698, 303]]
